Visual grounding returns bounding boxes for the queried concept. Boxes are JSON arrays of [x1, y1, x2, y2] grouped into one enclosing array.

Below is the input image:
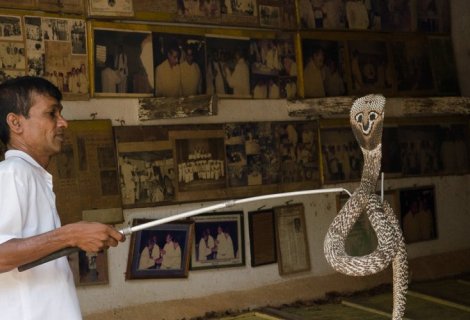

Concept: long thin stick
[[19, 187, 350, 272]]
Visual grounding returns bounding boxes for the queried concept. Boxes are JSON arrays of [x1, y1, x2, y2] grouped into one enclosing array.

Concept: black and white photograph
[[259, 5, 280, 28], [0, 15, 23, 41], [153, 32, 206, 97], [0, 42, 26, 70], [117, 150, 175, 207], [191, 212, 245, 270], [427, 36, 460, 95], [126, 220, 194, 279], [399, 186, 437, 244], [302, 39, 347, 98], [94, 28, 153, 96], [206, 36, 251, 98]]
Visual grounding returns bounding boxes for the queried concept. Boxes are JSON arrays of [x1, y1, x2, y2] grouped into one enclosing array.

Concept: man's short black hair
[[0, 76, 62, 145]]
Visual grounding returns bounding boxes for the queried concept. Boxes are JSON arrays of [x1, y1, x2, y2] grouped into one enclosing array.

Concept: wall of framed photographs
[[0, 0, 462, 105]]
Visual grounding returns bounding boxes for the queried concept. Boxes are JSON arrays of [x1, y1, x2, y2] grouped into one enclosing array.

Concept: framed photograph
[[177, 0, 220, 20], [170, 129, 227, 202], [320, 123, 363, 183], [399, 186, 437, 244], [87, 0, 134, 17], [152, 32, 206, 97], [302, 39, 347, 98], [70, 250, 109, 286], [190, 211, 245, 270], [347, 40, 394, 95], [116, 140, 175, 208], [248, 209, 277, 267], [206, 35, 251, 98], [126, 219, 194, 279], [93, 26, 153, 97], [274, 203, 310, 275], [0, 15, 23, 41]]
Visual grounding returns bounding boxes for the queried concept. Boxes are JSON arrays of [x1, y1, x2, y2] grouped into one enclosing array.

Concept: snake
[[323, 94, 408, 319]]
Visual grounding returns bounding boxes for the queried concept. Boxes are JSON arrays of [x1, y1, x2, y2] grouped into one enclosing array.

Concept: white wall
[[64, 1, 470, 315]]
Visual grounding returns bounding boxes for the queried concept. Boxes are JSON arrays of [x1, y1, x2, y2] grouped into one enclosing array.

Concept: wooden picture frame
[[69, 249, 109, 286], [0, 0, 35, 9], [92, 25, 153, 97], [190, 211, 245, 270], [248, 209, 277, 267], [170, 129, 227, 202], [399, 186, 438, 244], [274, 203, 310, 275], [87, 0, 134, 17], [37, 0, 85, 14], [126, 219, 194, 279]]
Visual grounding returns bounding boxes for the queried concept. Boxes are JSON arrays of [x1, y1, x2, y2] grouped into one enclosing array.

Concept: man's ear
[[6, 113, 22, 133]]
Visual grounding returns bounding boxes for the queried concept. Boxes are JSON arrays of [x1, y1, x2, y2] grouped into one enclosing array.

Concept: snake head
[[350, 94, 385, 150]]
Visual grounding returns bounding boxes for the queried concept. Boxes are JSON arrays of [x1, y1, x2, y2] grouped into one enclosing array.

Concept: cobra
[[324, 94, 409, 319]]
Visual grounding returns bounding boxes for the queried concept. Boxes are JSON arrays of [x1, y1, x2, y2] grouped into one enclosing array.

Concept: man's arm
[[0, 221, 124, 273]]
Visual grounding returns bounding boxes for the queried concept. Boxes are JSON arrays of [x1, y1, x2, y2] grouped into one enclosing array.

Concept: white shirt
[[0, 150, 81, 320]]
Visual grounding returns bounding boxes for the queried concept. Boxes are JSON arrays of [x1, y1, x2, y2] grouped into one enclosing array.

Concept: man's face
[[18, 93, 68, 163], [186, 49, 194, 65], [168, 50, 179, 67]]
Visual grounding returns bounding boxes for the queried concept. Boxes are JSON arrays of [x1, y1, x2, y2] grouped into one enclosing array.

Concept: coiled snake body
[[324, 94, 408, 319]]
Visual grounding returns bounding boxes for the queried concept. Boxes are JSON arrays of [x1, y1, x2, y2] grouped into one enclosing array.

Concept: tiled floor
[[219, 274, 470, 320]]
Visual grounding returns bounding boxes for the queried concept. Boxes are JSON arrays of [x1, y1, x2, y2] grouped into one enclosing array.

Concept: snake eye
[[355, 113, 363, 123], [369, 112, 378, 121]]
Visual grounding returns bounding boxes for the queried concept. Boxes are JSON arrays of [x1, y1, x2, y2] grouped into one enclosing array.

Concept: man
[[101, 55, 122, 93], [224, 50, 250, 97], [180, 47, 202, 96], [160, 233, 181, 269], [0, 76, 124, 319], [155, 47, 182, 97]]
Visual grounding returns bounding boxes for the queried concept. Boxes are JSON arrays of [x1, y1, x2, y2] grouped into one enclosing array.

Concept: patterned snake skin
[[324, 94, 408, 319]]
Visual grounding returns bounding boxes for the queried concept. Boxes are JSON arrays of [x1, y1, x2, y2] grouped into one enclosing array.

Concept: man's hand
[[63, 221, 125, 253]]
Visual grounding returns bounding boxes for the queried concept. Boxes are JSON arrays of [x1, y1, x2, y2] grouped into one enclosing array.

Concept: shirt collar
[[6, 149, 46, 170]]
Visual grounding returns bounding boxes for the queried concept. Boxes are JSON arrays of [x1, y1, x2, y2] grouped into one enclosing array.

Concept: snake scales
[[323, 94, 408, 319]]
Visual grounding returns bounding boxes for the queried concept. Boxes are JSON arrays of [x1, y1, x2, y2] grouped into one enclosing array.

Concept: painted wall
[[61, 0, 470, 315]]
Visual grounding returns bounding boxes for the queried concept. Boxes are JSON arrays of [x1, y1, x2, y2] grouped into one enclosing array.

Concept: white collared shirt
[[0, 150, 81, 320]]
